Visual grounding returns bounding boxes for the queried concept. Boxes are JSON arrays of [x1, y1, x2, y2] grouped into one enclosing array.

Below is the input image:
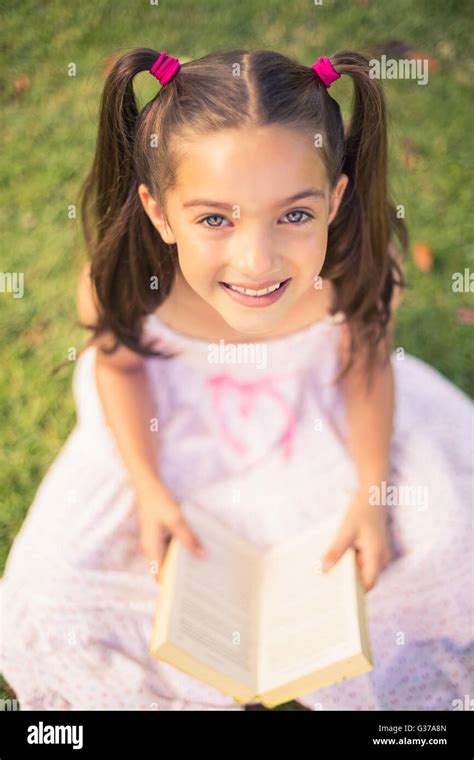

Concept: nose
[[232, 227, 281, 281]]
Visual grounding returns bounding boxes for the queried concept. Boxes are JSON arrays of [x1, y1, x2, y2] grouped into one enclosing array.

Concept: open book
[[149, 501, 374, 708]]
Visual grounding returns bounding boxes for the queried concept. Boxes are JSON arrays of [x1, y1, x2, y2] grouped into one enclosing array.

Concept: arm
[[76, 263, 206, 574], [77, 262, 163, 496], [339, 325, 395, 490], [322, 258, 403, 590], [95, 350, 165, 498], [322, 334, 395, 591], [341, 243, 403, 489]]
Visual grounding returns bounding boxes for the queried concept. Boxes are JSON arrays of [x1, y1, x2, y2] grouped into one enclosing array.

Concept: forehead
[[170, 125, 328, 203]]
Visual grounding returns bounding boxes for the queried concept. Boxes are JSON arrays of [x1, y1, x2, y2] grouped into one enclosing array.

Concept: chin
[[222, 313, 285, 338]]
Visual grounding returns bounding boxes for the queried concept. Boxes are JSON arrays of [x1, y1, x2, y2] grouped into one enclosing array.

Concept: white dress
[[0, 310, 472, 710]]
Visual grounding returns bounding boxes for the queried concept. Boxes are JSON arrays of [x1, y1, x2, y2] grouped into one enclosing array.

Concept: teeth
[[227, 281, 283, 296]]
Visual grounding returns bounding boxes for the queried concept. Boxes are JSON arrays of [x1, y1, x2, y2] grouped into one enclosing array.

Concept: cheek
[[294, 225, 328, 272], [312, 221, 329, 249], [177, 240, 222, 287]]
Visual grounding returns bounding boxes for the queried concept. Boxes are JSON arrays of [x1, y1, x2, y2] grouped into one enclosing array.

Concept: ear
[[137, 183, 177, 245], [327, 173, 349, 226]]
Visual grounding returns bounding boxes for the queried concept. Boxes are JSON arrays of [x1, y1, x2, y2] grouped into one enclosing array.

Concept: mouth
[[219, 278, 291, 307]]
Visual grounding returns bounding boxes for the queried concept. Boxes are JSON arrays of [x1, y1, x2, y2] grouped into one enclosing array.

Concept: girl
[[0, 48, 472, 712]]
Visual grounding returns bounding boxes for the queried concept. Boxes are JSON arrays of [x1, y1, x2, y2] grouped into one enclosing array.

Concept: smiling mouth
[[219, 278, 291, 296]]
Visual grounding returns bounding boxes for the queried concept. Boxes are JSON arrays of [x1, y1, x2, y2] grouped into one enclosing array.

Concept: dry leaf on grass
[[412, 242, 434, 272]]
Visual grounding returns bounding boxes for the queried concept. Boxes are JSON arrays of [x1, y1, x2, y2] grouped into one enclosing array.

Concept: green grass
[[1, 0, 472, 708]]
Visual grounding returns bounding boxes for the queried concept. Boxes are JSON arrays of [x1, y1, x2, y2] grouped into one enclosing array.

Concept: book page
[[258, 518, 362, 693], [167, 502, 263, 689]]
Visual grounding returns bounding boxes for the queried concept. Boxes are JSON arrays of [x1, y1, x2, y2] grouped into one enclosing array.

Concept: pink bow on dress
[[207, 373, 297, 459]]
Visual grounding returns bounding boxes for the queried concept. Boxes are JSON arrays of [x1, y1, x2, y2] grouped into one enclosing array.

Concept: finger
[[359, 549, 383, 592], [140, 525, 167, 580], [139, 534, 156, 566], [171, 516, 207, 558], [155, 534, 172, 583], [380, 547, 392, 569], [322, 519, 355, 572]]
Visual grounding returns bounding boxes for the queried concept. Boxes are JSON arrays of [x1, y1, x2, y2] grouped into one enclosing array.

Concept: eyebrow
[[182, 188, 326, 210]]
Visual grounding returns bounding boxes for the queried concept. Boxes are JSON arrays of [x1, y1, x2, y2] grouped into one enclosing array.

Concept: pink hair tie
[[150, 51, 181, 85], [311, 56, 341, 88]]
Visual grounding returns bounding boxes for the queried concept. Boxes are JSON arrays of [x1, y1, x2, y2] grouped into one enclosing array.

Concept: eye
[[280, 210, 314, 225], [198, 214, 231, 229]]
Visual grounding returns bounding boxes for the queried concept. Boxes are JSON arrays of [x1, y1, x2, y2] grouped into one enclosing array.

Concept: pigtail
[[78, 48, 177, 359], [323, 51, 408, 388], [51, 48, 177, 377]]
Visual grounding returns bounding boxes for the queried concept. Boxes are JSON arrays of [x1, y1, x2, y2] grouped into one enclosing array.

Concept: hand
[[135, 478, 207, 583], [321, 486, 393, 592]]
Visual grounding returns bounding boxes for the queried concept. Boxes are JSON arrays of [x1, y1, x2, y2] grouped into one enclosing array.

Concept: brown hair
[[63, 47, 408, 386]]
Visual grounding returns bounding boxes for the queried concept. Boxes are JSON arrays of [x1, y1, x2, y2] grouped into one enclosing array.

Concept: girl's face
[[139, 125, 348, 337]]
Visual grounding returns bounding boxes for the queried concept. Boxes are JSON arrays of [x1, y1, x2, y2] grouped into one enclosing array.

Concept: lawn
[[0, 0, 472, 708]]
